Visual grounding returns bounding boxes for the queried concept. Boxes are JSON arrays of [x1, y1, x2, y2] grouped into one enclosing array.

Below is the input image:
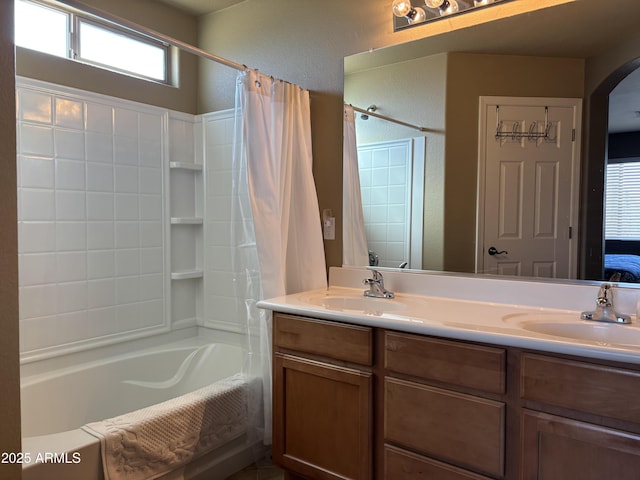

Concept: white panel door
[[477, 97, 581, 278]]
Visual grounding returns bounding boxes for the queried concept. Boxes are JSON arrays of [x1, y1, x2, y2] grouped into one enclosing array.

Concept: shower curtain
[[231, 69, 327, 444], [342, 105, 369, 266]]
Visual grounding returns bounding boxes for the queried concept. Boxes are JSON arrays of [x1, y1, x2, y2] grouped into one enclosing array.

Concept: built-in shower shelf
[[171, 217, 203, 225], [169, 161, 203, 171], [171, 270, 204, 280]]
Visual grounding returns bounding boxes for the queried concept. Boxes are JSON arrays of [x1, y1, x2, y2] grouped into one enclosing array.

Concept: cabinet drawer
[[385, 445, 493, 480], [385, 377, 505, 477], [274, 313, 373, 366], [521, 353, 640, 424], [385, 331, 505, 394]]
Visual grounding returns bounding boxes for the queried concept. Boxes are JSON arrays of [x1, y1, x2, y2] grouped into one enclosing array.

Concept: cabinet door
[[521, 410, 640, 480], [273, 353, 372, 480]]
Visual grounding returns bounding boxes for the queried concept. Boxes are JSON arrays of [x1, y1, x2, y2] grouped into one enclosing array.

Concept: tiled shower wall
[[17, 78, 168, 359], [357, 139, 412, 268]]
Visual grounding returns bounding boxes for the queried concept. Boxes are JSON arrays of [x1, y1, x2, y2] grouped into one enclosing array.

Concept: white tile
[[387, 224, 406, 242], [85, 102, 113, 134], [86, 162, 114, 192], [54, 129, 85, 160], [140, 248, 163, 274], [389, 146, 409, 166], [169, 118, 195, 160], [88, 278, 116, 308], [388, 185, 407, 204], [53, 311, 89, 344], [20, 284, 58, 319], [139, 139, 162, 167], [114, 108, 138, 137], [139, 274, 163, 301], [389, 165, 407, 186], [139, 168, 162, 194], [20, 188, 55, 221], [55, 159, 85, 190], [370, 186, 389, 206], [372, 149, 389, 168], [87, 192, 114, 221], [138, 299, 164, 326], [371, 167, 389, 187], [116, 303, 140, 326], [139, 195, 162, 220], [115, 194, 139, 220], [116, 276, 139, 304], [139, 113, 162, 141], [87, 222, 115, 250], [57, 282, 87, 313], [87, 307, 118, 336], [387, 205, 406, 223], [114, 136, 139, 165], [19, 89, 52, 124], [19, 253, 57, 286], [19, 156, 54, 189], [86, 132, 113, 164], [56, 252, 87, 282], [56, 222, 87, 251], [56, 190, 86, 221], [115, 249, 139, 276], [140, 221, 162, 248], [87, 250, 115, 279], [115, 165, 138, 193], [115, 222, 139, 249], [55, 98, 84, 129], [20, 124, 54, 157], [20, 222, 56, 253]]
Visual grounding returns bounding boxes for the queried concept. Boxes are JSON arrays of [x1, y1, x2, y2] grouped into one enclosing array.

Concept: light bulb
[[408, 7, 426, 23], [392, 0, 412, 17], [474, 0, 495, 5], [424, 0, 445, 7], [440, 0, 459, 15]]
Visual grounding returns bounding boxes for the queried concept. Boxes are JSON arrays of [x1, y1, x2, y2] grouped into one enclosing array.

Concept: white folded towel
[[82, 373, 257, 480]]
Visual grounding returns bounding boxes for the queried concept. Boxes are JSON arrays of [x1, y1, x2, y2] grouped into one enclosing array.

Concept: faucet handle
[[366, 268, 383, 281]]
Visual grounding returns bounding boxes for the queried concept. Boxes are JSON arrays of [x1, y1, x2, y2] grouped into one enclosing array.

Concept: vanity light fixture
[[393, 0, 511, 31]]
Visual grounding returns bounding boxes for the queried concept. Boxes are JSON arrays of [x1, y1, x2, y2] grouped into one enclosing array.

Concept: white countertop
[[257, 267, 640, 365]]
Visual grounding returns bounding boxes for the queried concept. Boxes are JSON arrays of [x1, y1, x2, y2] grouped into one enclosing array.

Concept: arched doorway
[[582, 58, 640, 280]]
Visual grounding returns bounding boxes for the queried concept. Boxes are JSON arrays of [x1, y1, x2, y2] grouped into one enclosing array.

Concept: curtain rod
[[349, 104, 429, 133], [55, 0, 247, 72]]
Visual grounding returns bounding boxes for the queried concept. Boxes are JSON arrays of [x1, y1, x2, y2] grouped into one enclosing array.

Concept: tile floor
[[224, 460, 284, 480]]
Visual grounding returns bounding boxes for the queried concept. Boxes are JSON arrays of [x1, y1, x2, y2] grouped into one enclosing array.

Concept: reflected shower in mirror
[[343, 0, 640, 284], [343, 103, 427, 269]]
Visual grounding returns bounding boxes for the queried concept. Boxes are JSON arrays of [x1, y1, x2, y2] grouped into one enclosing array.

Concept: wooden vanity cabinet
[[272, 312, 640, 480], [519, 353, 640, 479], [383, 331, 507, 480], [272, 313, 374, 480]]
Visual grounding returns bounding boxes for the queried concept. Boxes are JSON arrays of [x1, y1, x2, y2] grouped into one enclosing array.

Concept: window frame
[[605, 158, 640, 241], [16, 0, 173, 85]]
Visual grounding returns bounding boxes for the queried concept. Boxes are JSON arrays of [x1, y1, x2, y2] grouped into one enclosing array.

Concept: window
[[605, 160, 640, 240], [15, 0, 170, 84]]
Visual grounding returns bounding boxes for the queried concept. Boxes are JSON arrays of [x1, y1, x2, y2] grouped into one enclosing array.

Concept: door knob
[[488, 246, 508, 256]]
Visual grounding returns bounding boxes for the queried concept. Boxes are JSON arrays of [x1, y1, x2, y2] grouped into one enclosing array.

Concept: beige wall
[[16, 0, 200, 113], [1, 3, 21, 480], [445, 53, 585, 272]]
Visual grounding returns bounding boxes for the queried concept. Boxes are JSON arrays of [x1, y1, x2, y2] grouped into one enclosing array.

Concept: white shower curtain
[[232, 69, 327, 445], [342, 105, 369, 266]]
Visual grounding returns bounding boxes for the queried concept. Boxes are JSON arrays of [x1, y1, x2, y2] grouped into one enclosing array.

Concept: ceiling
[[155, 0, 244, 16]]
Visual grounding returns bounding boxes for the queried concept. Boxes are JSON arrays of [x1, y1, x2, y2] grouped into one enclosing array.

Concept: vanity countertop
[[258, 281, 640, 365]]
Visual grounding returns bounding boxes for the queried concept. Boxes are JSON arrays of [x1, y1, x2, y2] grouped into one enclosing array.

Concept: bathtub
[[20, 333, 265, 480]]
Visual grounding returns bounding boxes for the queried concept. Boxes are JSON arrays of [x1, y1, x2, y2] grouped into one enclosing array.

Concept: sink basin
[[520, 321, 640, 346], [317, 296, 407, 314]]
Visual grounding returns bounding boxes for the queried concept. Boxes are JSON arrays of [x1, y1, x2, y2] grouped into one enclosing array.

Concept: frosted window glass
[[79, 22, 166, 81], [15, 0, 69, 58]]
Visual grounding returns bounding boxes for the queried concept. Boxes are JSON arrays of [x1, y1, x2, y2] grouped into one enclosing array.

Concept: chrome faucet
[[363, 269, 394, 299], [581, 282, 631, 324]]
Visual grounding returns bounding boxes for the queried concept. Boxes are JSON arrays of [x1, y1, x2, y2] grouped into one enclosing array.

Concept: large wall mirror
[[343, 0, 640, 285]]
